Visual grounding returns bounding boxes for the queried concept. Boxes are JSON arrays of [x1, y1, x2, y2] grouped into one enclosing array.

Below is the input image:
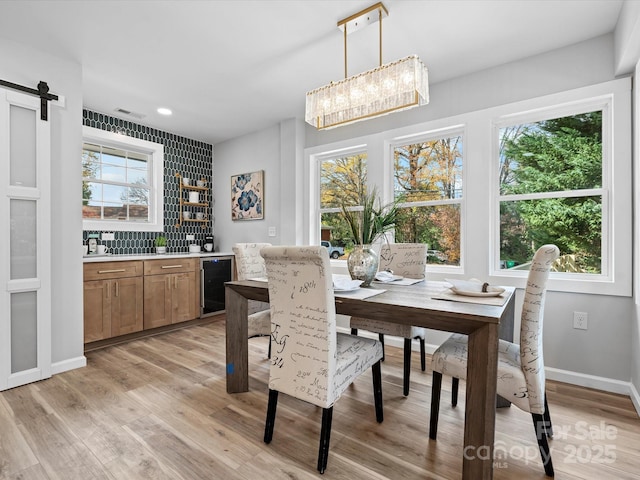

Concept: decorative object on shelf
[[154, 235, 167, 254], [305, 2, 429, 130], [231, 170, 264, 221], [341, 187, 399, 286], [175, 172, 209, 228]]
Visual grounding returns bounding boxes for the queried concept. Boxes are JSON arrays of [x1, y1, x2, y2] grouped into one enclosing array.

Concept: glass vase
[[347, 244, 378, 287]]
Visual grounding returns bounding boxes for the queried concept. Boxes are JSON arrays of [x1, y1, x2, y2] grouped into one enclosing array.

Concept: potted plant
[[340, 188, 399, 286], [154, 235, 167, 254]]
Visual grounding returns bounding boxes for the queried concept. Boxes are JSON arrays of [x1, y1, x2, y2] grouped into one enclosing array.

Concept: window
[[319, 150, 367, 253], [82, 126, 164, 232], [497, 109, 604, 275], [392, 132, 463, 266]]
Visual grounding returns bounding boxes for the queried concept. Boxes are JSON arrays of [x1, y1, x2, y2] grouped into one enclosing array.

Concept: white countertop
[[83, 252, 234, 263]]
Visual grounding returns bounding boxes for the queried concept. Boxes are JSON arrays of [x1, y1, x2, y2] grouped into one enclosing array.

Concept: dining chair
[[232, 243, 272, 357], [260, 245, 384, 474], [350, 243, 427, 396], [429, 244, 560, 477]]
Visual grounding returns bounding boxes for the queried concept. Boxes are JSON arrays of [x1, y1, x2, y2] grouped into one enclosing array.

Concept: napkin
[[445, 278, 488, 292], [332, 275, 363, 290], [374, 271, 402, 283]]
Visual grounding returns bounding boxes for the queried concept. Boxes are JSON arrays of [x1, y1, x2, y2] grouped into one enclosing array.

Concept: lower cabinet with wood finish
[[83, 261, 144, 343], [83, 257, 201, 345]]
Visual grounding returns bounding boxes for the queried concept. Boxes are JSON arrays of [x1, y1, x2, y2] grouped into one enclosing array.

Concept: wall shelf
[[175, 172, 210, 228]]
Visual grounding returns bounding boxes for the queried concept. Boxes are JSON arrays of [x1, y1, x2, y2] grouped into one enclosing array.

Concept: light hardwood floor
[[1, 318, 639, 479]]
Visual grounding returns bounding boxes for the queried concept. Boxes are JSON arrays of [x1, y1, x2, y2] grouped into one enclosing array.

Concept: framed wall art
[[231, 170, 264, 220]]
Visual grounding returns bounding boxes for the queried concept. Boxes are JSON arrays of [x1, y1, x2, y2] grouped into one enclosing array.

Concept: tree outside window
[[393, 135, 463, 265], [319, 152, 367, 254], [498, 111, 603, 273]]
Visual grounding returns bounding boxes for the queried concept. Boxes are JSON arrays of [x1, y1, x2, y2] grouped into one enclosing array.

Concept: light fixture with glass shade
[[305, 2, 429, 130]]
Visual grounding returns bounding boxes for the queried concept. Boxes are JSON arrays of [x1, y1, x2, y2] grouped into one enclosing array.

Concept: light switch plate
[[101, 232, 115, 241], [186, 234, 195, 241], [268, 226, 276, 237]]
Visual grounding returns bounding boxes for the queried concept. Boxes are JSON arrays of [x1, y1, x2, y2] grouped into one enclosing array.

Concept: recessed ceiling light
[[157, 107, 172, 116]]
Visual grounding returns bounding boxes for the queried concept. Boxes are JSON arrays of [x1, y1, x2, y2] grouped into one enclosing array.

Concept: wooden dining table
[[225, 279, 516, 480]]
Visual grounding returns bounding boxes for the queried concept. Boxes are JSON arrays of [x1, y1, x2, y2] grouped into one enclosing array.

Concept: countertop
[[83, 252, 234, 263]]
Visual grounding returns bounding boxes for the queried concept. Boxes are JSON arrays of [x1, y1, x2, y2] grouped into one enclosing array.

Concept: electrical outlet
[[186, 234, 195, 241], [573, 311, 588, 330], [268, 226, 276, 237], [101, 232, 115, 241]]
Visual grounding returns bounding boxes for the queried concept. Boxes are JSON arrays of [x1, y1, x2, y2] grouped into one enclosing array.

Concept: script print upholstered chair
[[429, 244, 560, 477], [260, 246, 383, 474], [350, 243, 427, 396], [232, 243, 272, 357]]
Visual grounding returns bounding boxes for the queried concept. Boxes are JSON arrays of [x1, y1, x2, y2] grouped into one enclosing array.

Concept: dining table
[[225, 278, 516, 480]]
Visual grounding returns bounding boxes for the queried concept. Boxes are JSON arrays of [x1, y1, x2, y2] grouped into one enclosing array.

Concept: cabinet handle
[[174, 276, 178, 289], [161, 265, 183, 269], [105, 282, 110, 299], [98, 269, 126, 274], [115, 281, 119, 297]]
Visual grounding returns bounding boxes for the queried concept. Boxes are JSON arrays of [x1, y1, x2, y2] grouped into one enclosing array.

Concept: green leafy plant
[[340, 187, 399, 245], [154, 235, 167, 247]]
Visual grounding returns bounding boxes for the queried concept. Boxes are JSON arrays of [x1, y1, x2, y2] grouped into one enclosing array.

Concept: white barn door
[[0, 87, 51, 390]]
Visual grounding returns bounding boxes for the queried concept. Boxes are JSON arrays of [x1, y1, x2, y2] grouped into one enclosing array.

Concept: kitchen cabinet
[[83, 261, 144, 342], [143, 258, 199, 329]]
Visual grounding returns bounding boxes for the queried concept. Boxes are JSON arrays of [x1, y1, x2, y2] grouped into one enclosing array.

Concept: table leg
[[225, 286, 249, 393], [462, 322, 499, 480], [497, 294, 515, 408]]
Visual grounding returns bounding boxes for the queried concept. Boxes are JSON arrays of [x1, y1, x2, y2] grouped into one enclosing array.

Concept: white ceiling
[[0, 0, 624, 145]]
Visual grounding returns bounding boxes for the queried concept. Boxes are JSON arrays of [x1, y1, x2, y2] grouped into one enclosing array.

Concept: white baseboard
[[630, 382, 640, 417], [545, 366, 631, 396], [51, 355, 86, 375]]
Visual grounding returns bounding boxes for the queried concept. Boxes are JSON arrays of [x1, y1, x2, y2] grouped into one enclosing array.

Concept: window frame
[[387, 126, 466, 273], [488, 80, 631, 296], [304, 78, 631, 296], [82, 126, 164, 232]]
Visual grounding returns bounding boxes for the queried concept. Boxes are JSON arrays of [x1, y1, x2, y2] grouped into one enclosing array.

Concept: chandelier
[[305, 2, 429, 130]]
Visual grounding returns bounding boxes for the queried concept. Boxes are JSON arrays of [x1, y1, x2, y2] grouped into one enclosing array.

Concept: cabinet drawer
[[144, 258, 198, 275], [84, 261, 143, 281]]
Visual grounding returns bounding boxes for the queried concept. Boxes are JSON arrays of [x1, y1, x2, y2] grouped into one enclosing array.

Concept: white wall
[[0, 37, 85, 371], [214, 118, 307, 253], [214, 33, 637, 395]]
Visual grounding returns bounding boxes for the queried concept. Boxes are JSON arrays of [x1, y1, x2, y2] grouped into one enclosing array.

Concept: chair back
[[261, 246, 337, 408], [379, 243, 427, 279], [520, 244, 559, 414], [233, 243, 272, 280]]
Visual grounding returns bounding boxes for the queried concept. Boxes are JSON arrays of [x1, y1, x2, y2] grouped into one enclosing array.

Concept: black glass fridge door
[[202, 257, 232, 315]]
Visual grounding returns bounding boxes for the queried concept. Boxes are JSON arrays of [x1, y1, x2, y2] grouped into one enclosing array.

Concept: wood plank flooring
[[1, 317, 639, 479]]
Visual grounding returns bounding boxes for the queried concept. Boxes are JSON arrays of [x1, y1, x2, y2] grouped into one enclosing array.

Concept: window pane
[[103, 184, 126, 205], [395, 205, 460, 266], [102, 164, 126, 183], [129, 205, 149, 221], [128, 168, 147, 184], [101, 146, 127, 166], [11, 291, 37, 373], [320, 211, 351, 251], [320, 153, 367, 208], [499, 111, 602, 195], [394, 137, 463, 201], [128, 185, 149, 205], [103, 202, 127, 220], [500, 197, 601, 273]]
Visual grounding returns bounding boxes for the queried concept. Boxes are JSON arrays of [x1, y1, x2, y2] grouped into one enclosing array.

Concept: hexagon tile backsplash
[[82, 109, 214, 255]]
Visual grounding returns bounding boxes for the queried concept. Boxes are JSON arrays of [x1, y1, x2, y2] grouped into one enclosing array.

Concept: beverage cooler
[[200, 256, 234, 317]]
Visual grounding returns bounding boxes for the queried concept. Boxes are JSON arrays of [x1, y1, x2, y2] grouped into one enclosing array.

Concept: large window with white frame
[[318, 149, 367, 256], [82, 126, 164, 232], [496, 104, 607, 277], [306, 78, 631, 295], [392, 130, 463, 266]]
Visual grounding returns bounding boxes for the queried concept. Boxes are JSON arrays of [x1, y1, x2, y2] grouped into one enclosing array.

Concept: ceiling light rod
[[337, 2, 388, 78]]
